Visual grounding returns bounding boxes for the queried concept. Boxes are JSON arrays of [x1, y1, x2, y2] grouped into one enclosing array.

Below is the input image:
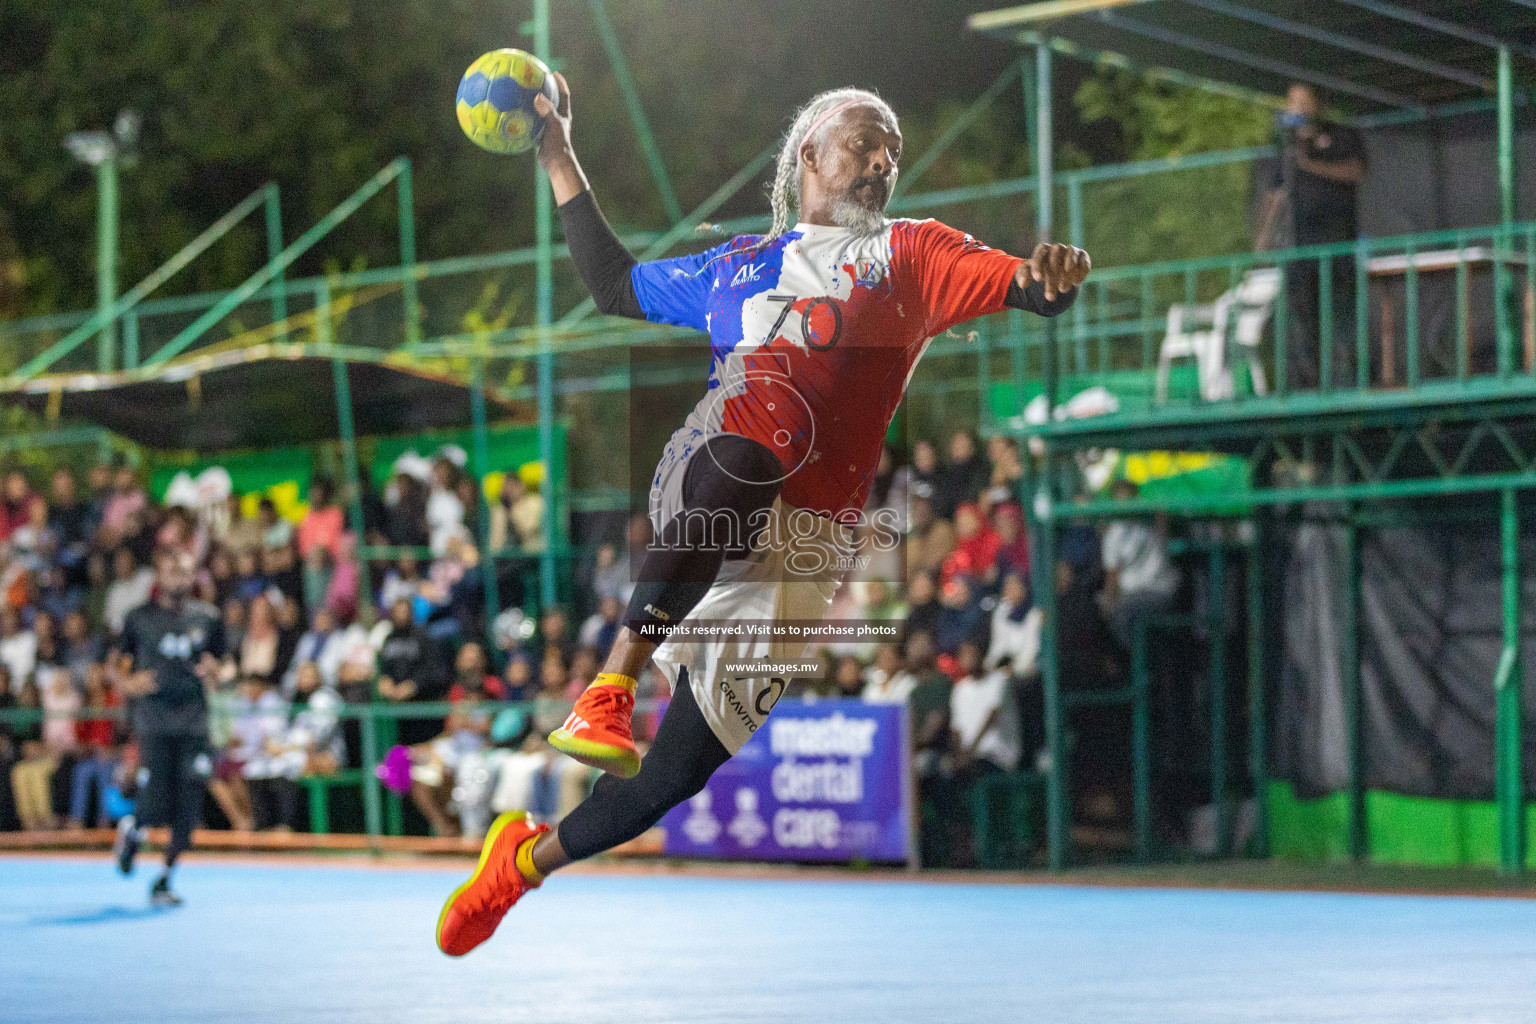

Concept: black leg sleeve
[[556, 668, 731, 862], [165, 736, 204, 867], [624, 433, 784, 641]]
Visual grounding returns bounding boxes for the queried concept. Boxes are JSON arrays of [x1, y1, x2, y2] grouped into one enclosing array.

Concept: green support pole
[[1342, 511, 1367, 862], [330, 348, 374, 632], [470, 358, 502, 641], [1247, 520, 1269, 857], [534, 0, 558, 612], [358, 705, 383, 846], [398, 159, 422, 347], [1132, 615, 1151, 863], [1210, 543, 1230, 857], [1496, 48, 1517, 376], [265, 182, 286, 328], [977, 318, 993, 430], [123, 312, 139, 369], [1068, 178, 1086, 373], [1497, 488, 1524, 874], [1034, 41, 1058, 415], [95, 157, 119, 373], [1028, 453, 1066, 869], [586, 0, 683, 225]]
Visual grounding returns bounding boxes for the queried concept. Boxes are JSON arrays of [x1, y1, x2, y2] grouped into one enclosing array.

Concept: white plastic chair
[[1155, 268, 1280, 403]]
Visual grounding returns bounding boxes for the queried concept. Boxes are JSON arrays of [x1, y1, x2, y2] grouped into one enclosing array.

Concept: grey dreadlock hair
[[764, 87, 897, 244], [696, 88, 897, 276]]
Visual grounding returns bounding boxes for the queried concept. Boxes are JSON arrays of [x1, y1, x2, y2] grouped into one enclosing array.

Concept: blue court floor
[[3, 856, 1536, 1024]]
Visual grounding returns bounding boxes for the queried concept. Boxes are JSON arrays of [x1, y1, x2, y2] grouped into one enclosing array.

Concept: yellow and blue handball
[[456, 48, 557, 155]]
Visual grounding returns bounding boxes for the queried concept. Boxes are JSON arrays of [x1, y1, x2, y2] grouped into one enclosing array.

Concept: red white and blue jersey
[[632, 218, 1023, 522]]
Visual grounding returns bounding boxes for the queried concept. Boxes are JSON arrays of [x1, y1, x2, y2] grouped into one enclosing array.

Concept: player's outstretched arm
[[1009, 242, 1091, 315], [534, 72, 645, 320]]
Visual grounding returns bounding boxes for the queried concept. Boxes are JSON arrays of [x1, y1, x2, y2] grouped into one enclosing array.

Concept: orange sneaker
[[436, 811, 549, 957], [548, 674, 642, 778]]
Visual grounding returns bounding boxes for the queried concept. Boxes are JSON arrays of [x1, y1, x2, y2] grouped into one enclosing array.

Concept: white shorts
[[648, 430, 854, 754]]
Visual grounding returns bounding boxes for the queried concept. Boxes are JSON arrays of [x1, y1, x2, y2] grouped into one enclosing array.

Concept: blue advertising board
[[659, 699, 913, 864]]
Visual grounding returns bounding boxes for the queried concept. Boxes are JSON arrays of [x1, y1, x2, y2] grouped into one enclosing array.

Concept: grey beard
[[829, 197, 888, 236]]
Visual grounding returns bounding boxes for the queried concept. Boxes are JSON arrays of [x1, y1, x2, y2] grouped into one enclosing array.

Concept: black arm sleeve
[[558, 189, 645, 320], [1005, 278, 1078, 318]]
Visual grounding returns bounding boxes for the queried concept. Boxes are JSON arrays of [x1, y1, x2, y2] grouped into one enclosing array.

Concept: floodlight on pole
[[65, 110, 139, 373]]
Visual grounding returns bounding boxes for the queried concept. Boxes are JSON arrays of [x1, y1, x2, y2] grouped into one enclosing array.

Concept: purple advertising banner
[[659, 699, 913, 864]]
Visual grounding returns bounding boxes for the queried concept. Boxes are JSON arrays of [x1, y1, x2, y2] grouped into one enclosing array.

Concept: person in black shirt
[[1256, 83, 1366, 390], [111, 548, 225, 907], [376, 598, 448, 745]]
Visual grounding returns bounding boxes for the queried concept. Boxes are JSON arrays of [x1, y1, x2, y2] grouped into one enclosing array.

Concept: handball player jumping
[[437, 73, 1090, 956]]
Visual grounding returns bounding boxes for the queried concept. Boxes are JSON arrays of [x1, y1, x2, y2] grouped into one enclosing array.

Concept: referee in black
[[112, 548, 225, 907]]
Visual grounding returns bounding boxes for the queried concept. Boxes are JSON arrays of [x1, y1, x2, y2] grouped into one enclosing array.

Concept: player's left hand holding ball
[[1021, 243, 1092, 301]]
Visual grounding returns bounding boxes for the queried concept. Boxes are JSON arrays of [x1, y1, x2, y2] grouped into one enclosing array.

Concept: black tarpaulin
[[0, 346, 522, 451]]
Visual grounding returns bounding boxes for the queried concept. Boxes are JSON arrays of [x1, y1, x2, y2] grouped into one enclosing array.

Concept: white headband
[[800, 98, 877, 154]]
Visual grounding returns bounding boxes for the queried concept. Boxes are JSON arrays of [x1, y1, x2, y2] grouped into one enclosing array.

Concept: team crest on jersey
[[852, 258, 888, 288]]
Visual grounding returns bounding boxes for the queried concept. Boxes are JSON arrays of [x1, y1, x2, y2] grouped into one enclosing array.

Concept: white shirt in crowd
[[1102, 520, 1179, 598], [104, 566, 156, 634], [1, 629, 37, 694], [862, 667, 918, 705], [986, 602, 1043, 675], [426, 486, 465, 556], [950, 669, 1021, 772]]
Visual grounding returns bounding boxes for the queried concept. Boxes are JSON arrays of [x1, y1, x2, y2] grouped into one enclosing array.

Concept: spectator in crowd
[[986, 572, 1040, 677], [587, 542, 630, 606], [934, 640, 1021, 866], [285, 606, 340, 696], [1, 470, 42, 543], [257, 497, 293, 551], [941, 503, 1000, 588], [376, 598, 447, 745], [1256, 82, 1365, 389], [9, 678, 54, 829], [67, 664, 122, 828], [904, 570, 941, 645], [378, 552, 425, 613], [502, 655, 535, 703], [449, 642, 505, 701], [103, 547, 154, 635], [427, 457, 466, 557], [908, 439, 939, 507], [491, 470, 546, 555], [236, 595, 285, 685], [61, 609, 103, 685], [384, 470, 430, 548], [81, 551, 110, 631], [934, 431, 988, 521], [99, 466, 147, 547], [218, 493, 263, 556], [298, 477, 345, 561], [832, 655, 865, 699], [229, 676, 293, 831], [906, 496, 955, 579], [984, 436, 1024, 506], [578, 595, 623, 659], [1100, 480, 1180, 646], [990, 503, 1030, 588], [862, 643, 916, 704], [409, 685, 492, 838], [864, 442, 910, 533], [934, 575, 985, 659], [0, 605, 36, 691]]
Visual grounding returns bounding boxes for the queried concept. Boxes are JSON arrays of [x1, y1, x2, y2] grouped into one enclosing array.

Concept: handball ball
[[456, 48, 558, 155]]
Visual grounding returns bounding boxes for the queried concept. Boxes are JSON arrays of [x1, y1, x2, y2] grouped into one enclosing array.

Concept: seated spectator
[[991, 503, 1030, 587], [206, 660, 254, 832], [36, 565, 81, 622], [59, 610, 101, 688], [935, 431, 988, 521], [1100, 480, 1180, 646], [378, 552, 425, 613], [934, 575, 985, 660], [229, 677, 293, 831], [984, 435, 1024, 506], [832, 655, 864, 699], [103, 547, 155, 637], [0, 605, 36, 691], [376, 598, 448, 745], [986, 572, 1041, 677], [489, 471, 546, 555], [302, 544, 333, 614], [98, 466, 146, 547], [48, 468, 91, 564], [941, 503, 1000, 588], [284, 606, 340, 696], [863, 442, 910, 534], [237, 595, 286, 685], [257, 497, 293, 551], [577, 595, 623, 658], [9, 677, 53, 828], [933, 640, 1021, 866], [449, 641, 505, 701], [501, 654, 535, 702], [10, 492, 58, 570], [906, 496, 956, 579], [588, 541, 630, 605], [384, 471, 430, 548], [908, 439, 939, 507], [537, 605, 576, 667], [218, 493, 264, 556], [230, 548, 266, 603], [408, 690, 491, 837], [324, 531, 361, 621], [67, 664, 123, 828], [273, 662, 346, 778], [862, 643, 917, 705], [904, 570, 941, 644], [18, 668, 80, 829], [261, 541, 304, 610]]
